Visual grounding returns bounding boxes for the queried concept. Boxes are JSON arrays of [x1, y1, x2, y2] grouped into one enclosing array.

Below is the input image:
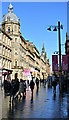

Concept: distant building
[[40, 44, 48, 79], [47, 59, 50, 75]]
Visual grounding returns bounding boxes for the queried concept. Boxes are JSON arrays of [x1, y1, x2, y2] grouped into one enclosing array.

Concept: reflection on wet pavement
[[2, 82, 69, 118]]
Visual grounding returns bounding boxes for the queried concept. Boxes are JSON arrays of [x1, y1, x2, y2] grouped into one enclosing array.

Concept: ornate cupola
[[2, 3, 19, 23], [2, 3, 20, 34]]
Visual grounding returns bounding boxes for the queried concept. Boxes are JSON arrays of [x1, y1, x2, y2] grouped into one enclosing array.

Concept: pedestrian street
[[1, 82, 69, 119]]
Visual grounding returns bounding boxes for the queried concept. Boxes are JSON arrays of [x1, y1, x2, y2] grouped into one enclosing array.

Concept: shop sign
[[24, 69, 31, 76]]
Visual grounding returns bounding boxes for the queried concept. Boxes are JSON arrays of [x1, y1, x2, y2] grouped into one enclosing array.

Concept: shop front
[[1, 68, 13, 85]]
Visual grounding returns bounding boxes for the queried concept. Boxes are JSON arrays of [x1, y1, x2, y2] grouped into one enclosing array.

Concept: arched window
[[8, 27, 10, 33], [15, 38, 17, 42]]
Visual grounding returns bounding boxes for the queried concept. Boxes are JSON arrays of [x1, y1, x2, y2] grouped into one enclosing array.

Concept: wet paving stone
[[1, 82, 69, 118]]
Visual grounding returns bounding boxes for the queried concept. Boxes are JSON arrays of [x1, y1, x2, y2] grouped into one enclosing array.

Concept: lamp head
[[53, 27, 57, 31], [61, 25, 63, 29], [47, 27, 51, 31]]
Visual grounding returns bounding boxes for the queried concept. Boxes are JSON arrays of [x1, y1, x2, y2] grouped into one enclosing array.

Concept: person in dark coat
[[36, 77, 39, 90], [24, 80, 27, 97], [30, 77, 35, 100], [53, 78, 57, 93]]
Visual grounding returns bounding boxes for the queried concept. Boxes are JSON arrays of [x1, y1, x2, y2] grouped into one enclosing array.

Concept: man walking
[[30, 77, 35, 100]]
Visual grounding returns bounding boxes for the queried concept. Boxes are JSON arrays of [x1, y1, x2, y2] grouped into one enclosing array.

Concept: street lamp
[[47, 21, 63, 92]]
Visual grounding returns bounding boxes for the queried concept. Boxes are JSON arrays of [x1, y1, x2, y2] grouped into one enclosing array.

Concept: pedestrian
[[24, 80, 27, 97], [44, 79, 46, 88], [53, 78, 57, 94], [36, 77, 39, 90], [16, 78, 19, 92], [30, 77, 35, 100], [19, 79, 24, 98]]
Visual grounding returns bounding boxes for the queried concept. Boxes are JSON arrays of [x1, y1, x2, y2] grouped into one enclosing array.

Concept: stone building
[[26, 40, 40, 82], [65, 33, 69, 85], [0, 28, 12, 84], [40, 44, 48, 79], [2, 3, 26, 80], [47, 59, 50, 75], [1, 3, 49, 81]]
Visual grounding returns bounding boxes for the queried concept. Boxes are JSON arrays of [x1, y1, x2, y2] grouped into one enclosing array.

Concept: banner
[[62, 55, 68, 71], [52, 55, 58, 71]]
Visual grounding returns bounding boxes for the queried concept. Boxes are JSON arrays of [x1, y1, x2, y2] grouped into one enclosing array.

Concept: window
[[6, 49, 7, 56], [8, 50, 9, 57], [10, 41, 11, 47], [10, 51, 11, 58], [15, 49, 17, 54], [3, 59, 5, 67], [15, 60, 17, 66], [10, 62, 11, 69], [0, 57, 2, 66], [0, 32, 1, 40], [3, 35, 4, 42], [8, 27, 10, 33], [7, 16, 10, 21], [5, 37, 7, 44], [3, 47, 4, 55], [8, 39, 9, 45], [0, 44, 2, 54], [15, 38, 17, 42], [15, 25, 17, 31], [5, 60, 7, 68], [8, 61, 9, 69]]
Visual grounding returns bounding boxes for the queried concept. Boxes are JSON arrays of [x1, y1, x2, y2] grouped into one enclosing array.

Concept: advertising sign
[[24, 69, 31, 76], [62, 55, 68, 71], [52, 55, 58, 71]]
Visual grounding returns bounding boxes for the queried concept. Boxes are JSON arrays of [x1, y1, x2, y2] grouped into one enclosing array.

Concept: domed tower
[[2, 3, 20, 35], [2, 3, 22, 79]]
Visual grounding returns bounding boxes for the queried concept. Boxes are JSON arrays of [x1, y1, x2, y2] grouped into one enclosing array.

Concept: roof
[[2, 3, 19, 23]]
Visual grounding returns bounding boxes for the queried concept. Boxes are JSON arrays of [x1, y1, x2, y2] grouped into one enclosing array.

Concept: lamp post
[[47, 21, 63, 92]]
